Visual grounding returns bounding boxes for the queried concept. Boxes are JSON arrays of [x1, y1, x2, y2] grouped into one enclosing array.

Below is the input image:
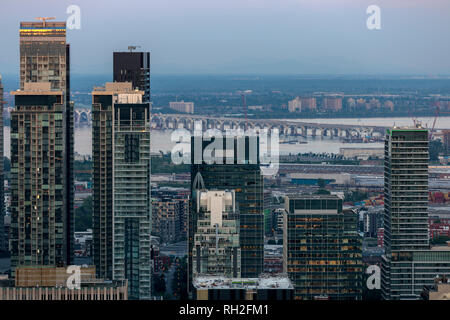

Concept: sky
[[0, 0, 450, 75]]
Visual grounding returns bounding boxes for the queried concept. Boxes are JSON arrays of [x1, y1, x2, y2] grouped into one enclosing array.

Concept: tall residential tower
[[92, 82, 152, 299], [381, 125, 450, 299], [10, 20, 74, 273]]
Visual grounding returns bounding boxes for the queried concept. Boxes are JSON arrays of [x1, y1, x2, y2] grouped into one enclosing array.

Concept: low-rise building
[[0, 266, 128, 300], [193, 274, 293, 300]]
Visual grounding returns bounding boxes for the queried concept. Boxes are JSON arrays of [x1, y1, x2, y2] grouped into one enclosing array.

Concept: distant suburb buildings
[[92, 82, 152, 299], [170, 100, 194, 114], [283, 194, 363, 300]]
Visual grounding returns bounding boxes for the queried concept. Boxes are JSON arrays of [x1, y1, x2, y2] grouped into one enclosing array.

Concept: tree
[[75, 196, 93, 231]]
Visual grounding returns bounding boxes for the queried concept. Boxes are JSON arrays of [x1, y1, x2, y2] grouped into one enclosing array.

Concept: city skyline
[[0, 1, 450, 308]]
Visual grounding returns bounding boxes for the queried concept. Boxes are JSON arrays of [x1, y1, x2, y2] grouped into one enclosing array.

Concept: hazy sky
[[1, 0, 450, 75]]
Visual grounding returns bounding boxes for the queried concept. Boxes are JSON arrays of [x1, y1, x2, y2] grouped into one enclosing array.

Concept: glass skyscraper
[[189, 135, 264, 293], [284, 194, 363, 300]]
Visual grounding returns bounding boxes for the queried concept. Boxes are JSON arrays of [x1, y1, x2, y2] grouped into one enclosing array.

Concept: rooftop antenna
[[128, 45, 141, 52], [34, 17, 55, 27]]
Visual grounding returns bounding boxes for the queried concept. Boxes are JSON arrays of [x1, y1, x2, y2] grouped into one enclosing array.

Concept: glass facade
[[284, 195, 363, 300], [189, 136, 264, 293]]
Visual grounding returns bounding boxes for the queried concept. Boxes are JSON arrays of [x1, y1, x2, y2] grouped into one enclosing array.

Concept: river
[[3, 116, 450, 158]]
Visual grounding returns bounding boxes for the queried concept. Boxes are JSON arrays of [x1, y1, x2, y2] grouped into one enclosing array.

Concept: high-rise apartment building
[[10, 83, 70, 273], [192, 190, 241, 278], [283, 195, 363, 300], [381, 126, 450, 300], [92, 82, 151, 300], [17, 20, 74, 266], [152, 198, 183, 244], [189, 135, 264, 292], [113, 51, 150, 102]]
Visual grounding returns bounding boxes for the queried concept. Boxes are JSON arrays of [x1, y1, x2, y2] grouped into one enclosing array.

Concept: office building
[[92, 82, 151, 299], [113, 51, 150, 102], [10, 83, 71, 274], [18, 20, 74, 266], [192, 190, 241, 278], [193, 274, 293, 300], [189, 135, 264, 292], [382, 125, 450, 299], [284, 195, 363, 300]]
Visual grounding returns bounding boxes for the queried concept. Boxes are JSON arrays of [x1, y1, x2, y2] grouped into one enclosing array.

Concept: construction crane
[[128, 45, 141, 52], [35, 17, 55, 27], [429, 101, 440, 140], [429, 101, 450, 140]]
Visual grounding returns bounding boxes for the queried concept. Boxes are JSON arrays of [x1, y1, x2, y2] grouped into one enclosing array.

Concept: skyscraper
[[381, 125, 450, 299], [0, 75, 4, 253], [92, 82, 152, 300], [10, 83, 68, 272], [113, 51, 150, 102], [381, 126, 429, 299], [189, 135, 264, 292], [283, 194, 363, 300], [192, 190, 241, 278], [9, 20, 74, 273]]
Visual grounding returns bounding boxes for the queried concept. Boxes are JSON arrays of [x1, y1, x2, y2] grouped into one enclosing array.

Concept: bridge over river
[[151, 114, 388, 138]]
